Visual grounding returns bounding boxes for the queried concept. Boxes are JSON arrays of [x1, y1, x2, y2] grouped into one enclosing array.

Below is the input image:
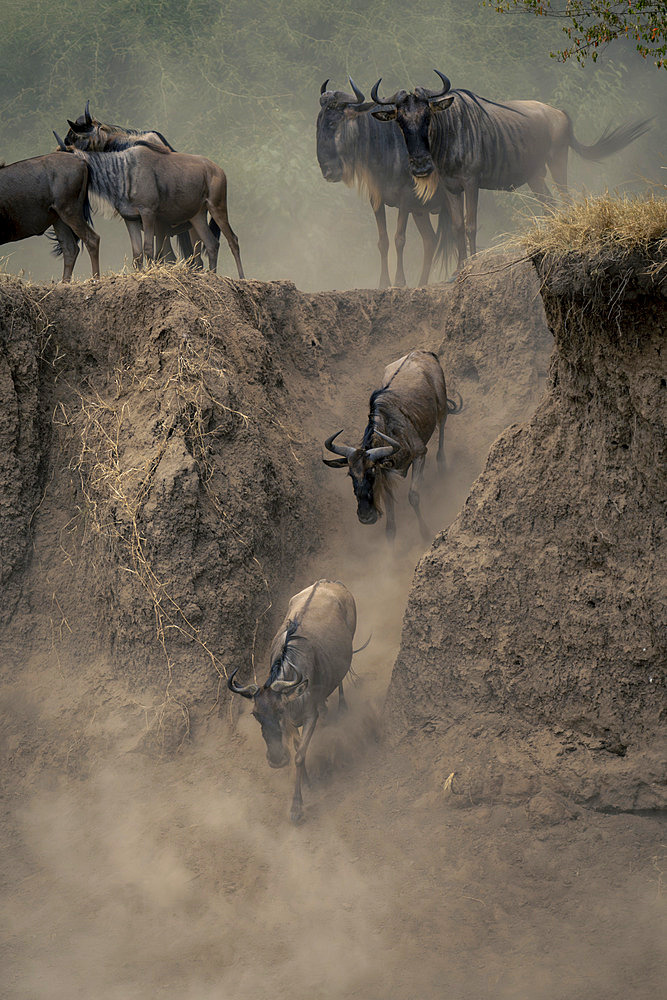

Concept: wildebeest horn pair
[[227, 666, 305, 698], [66, 101, 94, 133], [324, 428, 400, 462], [319, 77, 376, 111], [371, 69, 451, 105]]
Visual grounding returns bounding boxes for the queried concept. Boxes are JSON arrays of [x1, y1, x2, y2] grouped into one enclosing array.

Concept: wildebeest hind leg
[[51, 219, 80, 283], [207, 178, 245, 278], [55, 208, 100, 279], [408, 454, 432, 541], [190, 211, 220, 272]]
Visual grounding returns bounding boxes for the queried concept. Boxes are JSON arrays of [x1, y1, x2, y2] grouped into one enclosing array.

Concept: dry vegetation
[[518, 191, 667, 262]]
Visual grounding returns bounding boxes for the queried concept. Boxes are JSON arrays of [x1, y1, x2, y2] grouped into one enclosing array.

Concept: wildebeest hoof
[[290, 805, 304, 824]]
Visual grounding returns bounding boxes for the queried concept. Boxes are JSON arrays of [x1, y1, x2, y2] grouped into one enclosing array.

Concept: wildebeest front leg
[[393, 205, 409, 287], [463, 180, 479, 257], [291, 711, 319, 824], [447, 190, 466, 274], [338, 681, 347, 713], [413, 211, 437, 286], [142, 212, 157, 263], [373, 202, 390, 289], [437, 416, 446, 472], [408, 454, 432, 541], [385, 489, 397, 545], [124, 218, 144, 269]]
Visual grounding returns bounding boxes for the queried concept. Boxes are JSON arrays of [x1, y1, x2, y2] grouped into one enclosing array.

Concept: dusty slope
[[0, 259, 549, 763], [388, 250, 666, 814], [1, 261, 663, 1000]]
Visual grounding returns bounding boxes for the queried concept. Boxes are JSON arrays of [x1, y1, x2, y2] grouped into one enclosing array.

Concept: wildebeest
[[63, 101, 203, 265], [0, 152, 100, 281], [323, 350, 461, 541], [370, 71, 651, 268], [317, 79, 460, 285], [228, 579, 363, 823], [53, 136, 244, 276]]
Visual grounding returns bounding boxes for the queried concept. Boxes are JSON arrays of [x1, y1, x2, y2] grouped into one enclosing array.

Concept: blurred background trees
[[1, 0, 662, 286]]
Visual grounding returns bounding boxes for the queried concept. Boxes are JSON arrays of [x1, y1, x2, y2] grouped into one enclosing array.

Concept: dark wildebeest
[[323, 350, 461, 542], [228, 579, 365, 823], [370, 71, 651, 269], [0, 152, 100, 281], [317, 79, 459, 285], [53, 136, 244, 276]]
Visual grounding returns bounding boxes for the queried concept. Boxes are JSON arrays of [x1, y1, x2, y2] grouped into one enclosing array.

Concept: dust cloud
[[2, 380, 664, 1000]]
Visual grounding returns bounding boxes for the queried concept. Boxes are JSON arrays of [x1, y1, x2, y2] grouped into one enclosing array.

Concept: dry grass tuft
[[515, 192, 667, 262]]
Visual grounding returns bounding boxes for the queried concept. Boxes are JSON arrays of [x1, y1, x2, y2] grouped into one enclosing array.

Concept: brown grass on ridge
[[515, 192, 667, 262]]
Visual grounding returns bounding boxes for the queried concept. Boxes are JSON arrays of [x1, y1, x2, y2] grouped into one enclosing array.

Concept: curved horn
[[370, 78, 402, 107], [270, 671, 307, 695], [366, 429, 400, 462], [324, 430, 356, 459], [424, 69, 451, 99], [84, 100, 92, 126], [53, 131, 67, 151], [348, 77, 366, 104], [320, 79, 330, 95], [227, 667, 259, 699]]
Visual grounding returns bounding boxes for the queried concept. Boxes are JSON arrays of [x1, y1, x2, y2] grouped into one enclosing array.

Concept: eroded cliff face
[[0, 263, 551, 760], [388, 253, 666, 813]]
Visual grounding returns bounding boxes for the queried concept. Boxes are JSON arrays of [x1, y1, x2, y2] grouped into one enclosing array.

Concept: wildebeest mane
[[338, 112, 415, 210], [266, 582, 321, 685], [429, 90, 535, 188]]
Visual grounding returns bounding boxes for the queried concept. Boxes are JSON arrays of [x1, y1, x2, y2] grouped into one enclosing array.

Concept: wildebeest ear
[[67, 119, 87, 133], [322, 457, 348, 468], [371, 108, 397, 122], [429, 94, 455, 111]]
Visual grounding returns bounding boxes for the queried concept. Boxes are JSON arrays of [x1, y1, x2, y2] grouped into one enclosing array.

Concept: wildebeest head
[[316, 78, 376, 183], [228, 665, 308, 769], [63, 101, 101, 149], [371, 71, 454, 178], [323, 429, 400, 525]]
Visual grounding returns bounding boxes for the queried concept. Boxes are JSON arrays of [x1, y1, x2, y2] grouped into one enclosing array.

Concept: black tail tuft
[[209, 219, 221, 240], [447, 391, 463, 414], [46, 228, 64, 256], [570, 116, 653, 162]]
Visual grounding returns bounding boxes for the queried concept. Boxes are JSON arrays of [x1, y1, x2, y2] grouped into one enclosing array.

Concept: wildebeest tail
[[447, 391, 463, 414], [569, 116, 652, 161], [46, 229, 64, 256], [434, 203, 457, 275], [210, 219, 221, 240], [352, 633, 372, 654]]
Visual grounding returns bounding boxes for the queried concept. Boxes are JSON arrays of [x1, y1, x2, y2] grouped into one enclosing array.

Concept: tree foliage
[[487, 2, 667, 67]]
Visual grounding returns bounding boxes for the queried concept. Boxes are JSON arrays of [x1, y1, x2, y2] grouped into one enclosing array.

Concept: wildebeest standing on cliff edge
[[53, 135, 244, 277], [324, 350, 462, 541], [371, 71, 651, 268], [317, 79, 458, 286], [228, 579, 362, 823], [0, 152, 100, 281], [63, 101, 204, 265]]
